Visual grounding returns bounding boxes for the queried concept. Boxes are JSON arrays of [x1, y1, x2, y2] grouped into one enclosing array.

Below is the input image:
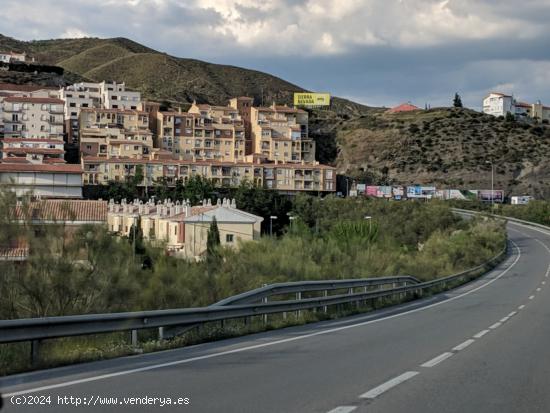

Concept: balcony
[[49, 107, 64, 114], [4, 107, 22, 113]]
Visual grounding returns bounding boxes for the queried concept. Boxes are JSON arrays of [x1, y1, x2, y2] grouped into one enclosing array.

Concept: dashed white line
[[543, 281, 546, 285], [327, 406, 357, 413], [536, 288, 542, 292], [359, 371, 419, 399], [529, 295, 535, 300], [453, 339, 475, 351], [473, 329, 490, 338], [489, 322, 502, 329], [518, 305, 526, 310], [421, 352, 454, 368], [507, 311, 517, 317], [500, 317, 510, 323]]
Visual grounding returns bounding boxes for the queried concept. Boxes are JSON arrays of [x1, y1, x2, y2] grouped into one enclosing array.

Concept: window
[[69, 102, 76, 107], [226, 234, 234, 243]]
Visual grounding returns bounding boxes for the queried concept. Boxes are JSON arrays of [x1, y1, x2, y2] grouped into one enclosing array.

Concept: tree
[[206, 216, 221, 259], [453, 93, 463, 108]]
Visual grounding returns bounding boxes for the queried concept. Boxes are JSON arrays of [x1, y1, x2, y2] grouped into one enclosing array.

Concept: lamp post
[[287, 213, 296, 230], [132, 215, 137, 264], [364, 215, 372, 232], [270, 215, 278, 236], [486, 160, 494, 207]]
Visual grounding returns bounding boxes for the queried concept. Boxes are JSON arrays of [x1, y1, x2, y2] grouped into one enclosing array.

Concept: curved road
[[1, 220, 549, 413]]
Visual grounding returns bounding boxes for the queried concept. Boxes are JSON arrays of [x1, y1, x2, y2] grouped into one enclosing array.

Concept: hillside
[[1, 34, 550, 196], [338, 108, 550, 197]]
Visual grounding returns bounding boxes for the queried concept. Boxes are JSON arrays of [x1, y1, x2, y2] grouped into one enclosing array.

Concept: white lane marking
[[327, 407, 357, 413], [537, 288, 542, 291], [499, 317, 509, 323], [529, 295, 535, 300], [507, 311, 517, 317], [421, 352, 454, 368], [543, 281, 546, 285], [4, 243, 522, 397], [489, 322, 502, 329], [359, 371, 419, 399], [473, 329, 490, 338], [518, 305, 526, 310], [452, 339, 475, 351]]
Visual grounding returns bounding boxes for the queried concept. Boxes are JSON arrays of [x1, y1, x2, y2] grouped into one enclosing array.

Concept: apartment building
[[1, 96, 65, 163], [483, 92, 550, 122], [187, 102, 246, 162], [79, 108, 153, 158], [248, 103, 315, 163], [228, 96, 254, 154], [0, 163, 83, 198], [107, 198, 262, 258], [59, 85, 94, 144], [82, 154, 335, 192]]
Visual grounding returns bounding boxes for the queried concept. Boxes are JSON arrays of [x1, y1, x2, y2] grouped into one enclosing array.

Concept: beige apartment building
[[154, 102, 246, 163], [248, 103, 315, 163], [107, 198, 262, 258], [82, 154, 335, 192], [79, 108, 153, 158]]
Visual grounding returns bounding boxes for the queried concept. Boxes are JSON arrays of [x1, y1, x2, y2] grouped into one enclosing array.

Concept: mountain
[[1, 34, 549, 196]]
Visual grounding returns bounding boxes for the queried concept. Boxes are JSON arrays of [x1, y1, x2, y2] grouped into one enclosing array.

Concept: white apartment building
[[59, 85, 94, 144], [99, 81, 142, 111], [0, 163, 82, 198], [483, 92, 550, 122], [59, 81, 142, 144], [1, 96, 65, 163]]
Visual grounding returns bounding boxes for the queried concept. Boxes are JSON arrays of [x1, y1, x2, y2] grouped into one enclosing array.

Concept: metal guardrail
[[0, 248, 507, 349], [452, 208, 550, 233]]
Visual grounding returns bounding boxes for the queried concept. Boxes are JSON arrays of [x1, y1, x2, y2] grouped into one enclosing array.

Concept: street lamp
[[364, 215, 372, 232], [287, 213, 296, 230], [269, 215, 278, 236], [485, 160, 494, 207]]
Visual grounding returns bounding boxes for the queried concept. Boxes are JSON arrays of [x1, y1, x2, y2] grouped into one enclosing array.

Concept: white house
[[483, 92, 550, 122]]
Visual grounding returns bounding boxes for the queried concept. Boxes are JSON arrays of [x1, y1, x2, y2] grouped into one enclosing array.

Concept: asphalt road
[[1, 220, 549, 413]]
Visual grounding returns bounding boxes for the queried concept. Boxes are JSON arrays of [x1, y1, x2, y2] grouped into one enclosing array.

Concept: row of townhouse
[[107, 198, 263, 260], [83, 153, 335, 192], [482, 92, 550, 122]]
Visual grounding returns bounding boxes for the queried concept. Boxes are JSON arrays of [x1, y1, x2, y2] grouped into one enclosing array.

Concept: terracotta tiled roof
[[0, 163, 82, 173], [2, 148, 64, 155], [4, 96, 64, 104], [14, 200, 107, 222], [2, 138, 64, 144], [0, 83, 57, 92], [515, 102, 531, 108], [387, 103, 421, 113]]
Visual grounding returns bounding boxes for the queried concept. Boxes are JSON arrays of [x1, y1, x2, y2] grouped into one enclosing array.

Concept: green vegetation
[[452, 199, 550, 227], [0, 188, 506, 374]]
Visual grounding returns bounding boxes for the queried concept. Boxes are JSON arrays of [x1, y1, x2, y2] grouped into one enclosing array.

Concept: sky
[[1, 0, 549, 109]]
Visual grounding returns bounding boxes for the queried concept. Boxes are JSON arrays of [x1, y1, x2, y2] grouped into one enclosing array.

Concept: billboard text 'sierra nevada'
[[294, 93, 331, 107]]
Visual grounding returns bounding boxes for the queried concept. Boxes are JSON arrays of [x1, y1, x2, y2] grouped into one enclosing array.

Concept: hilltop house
[[482, 92, 550, 122]]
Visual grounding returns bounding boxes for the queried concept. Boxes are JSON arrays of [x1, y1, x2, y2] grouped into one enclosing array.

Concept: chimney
[[207, 199, 212, 207], [231, 198, 236, 209], [216, 198, 222, 206], [185, 205, 191, 216]]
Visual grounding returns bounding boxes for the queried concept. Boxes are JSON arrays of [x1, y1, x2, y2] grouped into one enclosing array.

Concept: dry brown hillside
[[338, 107, 550, 197]]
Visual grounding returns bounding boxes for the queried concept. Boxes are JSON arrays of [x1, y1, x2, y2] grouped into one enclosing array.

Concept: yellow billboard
[[293, 92, 331, 107]]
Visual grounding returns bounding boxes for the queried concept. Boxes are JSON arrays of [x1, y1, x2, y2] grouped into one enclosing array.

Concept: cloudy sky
[[1, 0, 549, 108]]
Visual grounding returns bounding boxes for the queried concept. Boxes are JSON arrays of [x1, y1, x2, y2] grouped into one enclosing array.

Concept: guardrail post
[[30, 339, 40, 366], [296, 292, 302, 318], [158, 327, 165, 341], [263, 295, 268, 325], [323, 290, 328, 313], [131, 329, 138, 347]]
